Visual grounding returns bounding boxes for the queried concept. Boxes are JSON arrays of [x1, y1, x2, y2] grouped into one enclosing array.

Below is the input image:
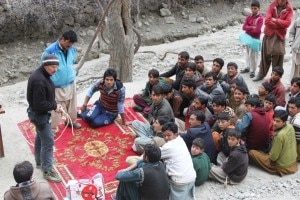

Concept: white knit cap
[[42, 54, 59, 66]]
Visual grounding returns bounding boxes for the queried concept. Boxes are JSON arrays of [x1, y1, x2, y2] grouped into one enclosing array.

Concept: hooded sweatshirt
[[4, 181, 55, 200], [222, 144, 248, 183]]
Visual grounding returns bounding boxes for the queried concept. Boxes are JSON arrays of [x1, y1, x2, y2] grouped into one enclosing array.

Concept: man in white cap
[[26, 54, 62, 182]]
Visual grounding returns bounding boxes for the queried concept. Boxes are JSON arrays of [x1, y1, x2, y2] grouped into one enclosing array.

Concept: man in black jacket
[[26, 54, 62, 182]]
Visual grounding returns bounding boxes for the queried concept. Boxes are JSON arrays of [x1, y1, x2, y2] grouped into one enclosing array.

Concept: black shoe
[[253, 76, 263, 82], [133, 105, 143, 112], [240, 68, 250, 74], [249, 72, 255, 78]]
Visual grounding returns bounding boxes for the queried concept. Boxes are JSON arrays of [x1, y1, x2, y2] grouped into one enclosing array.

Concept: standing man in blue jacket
[[41, 30, 81, 132]]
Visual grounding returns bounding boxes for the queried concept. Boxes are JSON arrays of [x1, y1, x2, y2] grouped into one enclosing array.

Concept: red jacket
[[242, 13, 264, 39], [264, 0, 293, 40]]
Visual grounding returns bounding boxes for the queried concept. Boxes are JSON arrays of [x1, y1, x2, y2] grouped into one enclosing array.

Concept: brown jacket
[[4, 181, 55, 200]]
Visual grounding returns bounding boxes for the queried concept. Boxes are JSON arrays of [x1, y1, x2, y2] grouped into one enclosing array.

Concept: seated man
[[184, 96, 213, 129], [194, 55, 209, 86], [209, 129, 248, 185], [183, 62, 203, 87], [288, 77, 300, 99], [133, 68, 165, 114], [80, 68, 126, 127], [160, 51, 189, 90], [131, 116, 171, 155], [249, 110, 298, 176], [258, 82, 273, 106], [210, 96, 235, 131], [131, 85, 174, 153], [228, 86, 247, 119], [220, 62, 250, 96], [114, 144, 169, 200], [4, 161, 55, 199], [191, 138, 211, 186], [264, 94, 277, 139], [161, 122, 196, 200], [210, 58, 225, 81], [265, 66, 286, 107], [212, 112, 235, 157], [198, 72, 226, 106], [288, 97, 300, 161], [180, 111, 216, 163], [236, 97, 270, 152]]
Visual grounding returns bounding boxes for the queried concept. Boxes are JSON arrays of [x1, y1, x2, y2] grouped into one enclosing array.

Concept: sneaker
[[65, 121, 81, 129], [240, 68, 249, 73], [111, 193, 117, 200], [43, 169, 62, 182], [133, 105, 143, 112]]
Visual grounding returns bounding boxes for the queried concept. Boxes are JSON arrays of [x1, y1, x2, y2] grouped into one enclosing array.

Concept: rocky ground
[[1, 0, 300, 199]]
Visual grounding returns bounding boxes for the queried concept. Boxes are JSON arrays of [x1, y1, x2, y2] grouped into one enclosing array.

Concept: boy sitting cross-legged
[[258, 82, 273, 106], [191, 138, 211, 186], [235, 96, 271, 152], [181, 110, 217, 163], [209, 129, 248, 185], [228, 85, 247, 119], [133, 68, 165, 114], [249, 110, 298, 176]]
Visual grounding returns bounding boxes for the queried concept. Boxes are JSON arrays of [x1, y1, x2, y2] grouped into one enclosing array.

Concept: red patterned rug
[[17, 98, 144, 199]]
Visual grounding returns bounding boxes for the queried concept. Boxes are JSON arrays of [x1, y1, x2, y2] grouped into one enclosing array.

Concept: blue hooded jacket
[[41, 40, 76, 88]]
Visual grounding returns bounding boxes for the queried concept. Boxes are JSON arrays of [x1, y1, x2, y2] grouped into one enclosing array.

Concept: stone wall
[[0, 0, 243, 44]]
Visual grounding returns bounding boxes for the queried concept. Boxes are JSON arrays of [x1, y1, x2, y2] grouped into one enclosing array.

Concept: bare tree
[[107, 0, 134, 82]]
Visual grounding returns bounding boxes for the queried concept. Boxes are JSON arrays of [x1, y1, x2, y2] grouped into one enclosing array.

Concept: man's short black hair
[[156, 116, 172, 126], [186, 62, 196, 72], [194, 96, 208, 107], [251, 0, 260, 8], [288, 97, 300, 108], [227, 128, 241, 139], [272, 66, 284, 77], [245, 97, 261, 107], [181, 78, 197, 89], [161, 122, 178, 134], [291, 77, 300, 87], [104, 68, 117, 81], [190, 110, 205, 123], [205, 71, 217, 80], [217, 112, 231, 120], [235, 86, 247, 95], [264, 94, 277, 105], [148, 69, 159, 78], [227, 62, 238, 70], [13, 161, 33, 184], [212, 95, 227, 107], [213, 58, 224, 68], [192, 138, 205, 150], [261, 82, 273, 94], [152, 84, 163, 95], [161, 83, 173, 95], [62, 30, 77, 43], [194, 55, 204, 61], [179, 51, 190, 60], [273, 110, 288, 122], [144, 144, 161, 163]]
